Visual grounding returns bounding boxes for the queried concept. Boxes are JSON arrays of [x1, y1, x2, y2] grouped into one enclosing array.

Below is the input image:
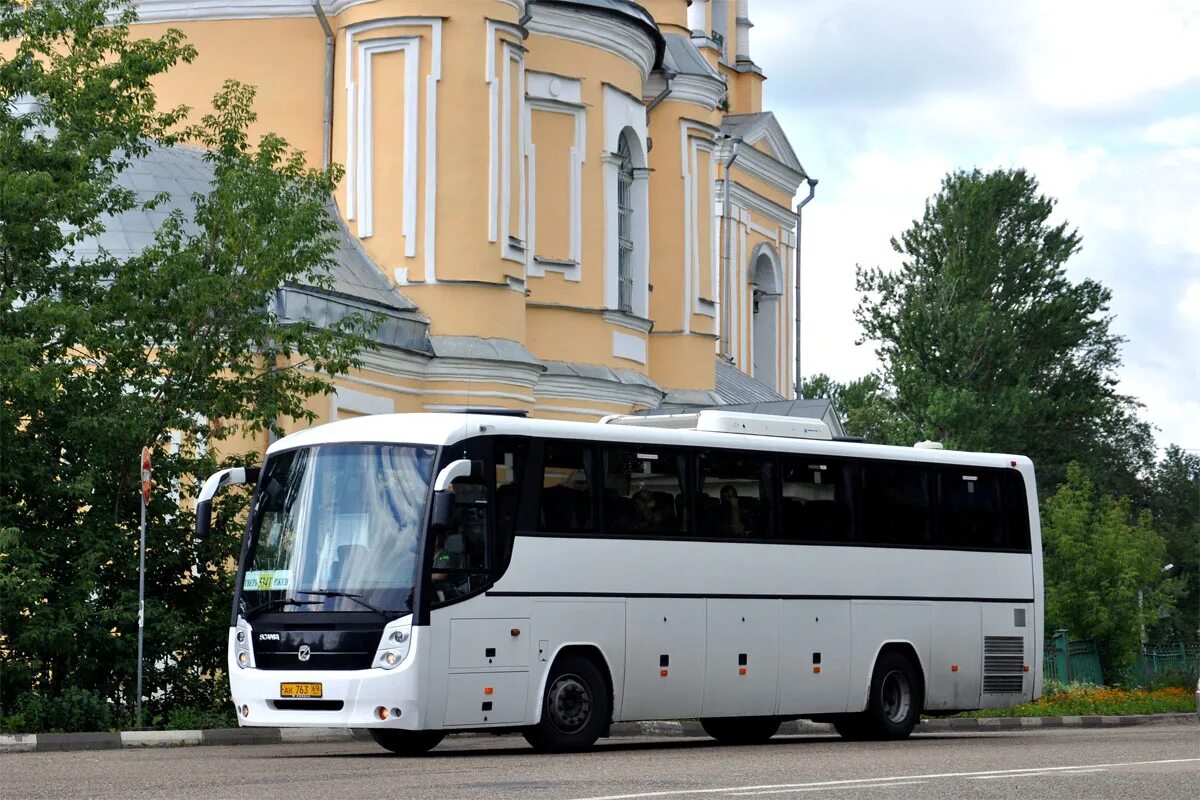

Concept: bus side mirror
[[431, 491, 455, 531], [195, 466, 259, 575]]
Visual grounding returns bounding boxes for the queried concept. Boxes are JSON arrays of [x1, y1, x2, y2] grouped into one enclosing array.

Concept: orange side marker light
[[951, 664, 959, 672], [484, 687, 494, 695], [660, 669, 669, 677], [1023, 665, 1030, 672], [812, 666, 821, 674], [738, 667, 747, 675]]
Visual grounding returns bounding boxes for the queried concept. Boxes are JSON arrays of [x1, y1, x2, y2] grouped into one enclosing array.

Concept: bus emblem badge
[[298, 645, 311, 662]]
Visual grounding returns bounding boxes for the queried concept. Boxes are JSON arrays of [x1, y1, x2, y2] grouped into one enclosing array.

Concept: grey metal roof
[[543, 360, 661, 389], [661, 33, 721, 78], [715, 357, 786, 404], [720, 112, 805, 174], [533, 0, 665, 68], [71, 145, 430, 352], [431, 336, 542, 365]]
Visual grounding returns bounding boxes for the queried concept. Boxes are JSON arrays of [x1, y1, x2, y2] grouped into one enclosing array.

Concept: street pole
[[136, 447, 150, 729], [137, 484, 146, 728]]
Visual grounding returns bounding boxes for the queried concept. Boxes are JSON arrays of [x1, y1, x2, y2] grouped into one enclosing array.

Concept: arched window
[[616, 133, 635, 313], [750, 246, 782, 390]]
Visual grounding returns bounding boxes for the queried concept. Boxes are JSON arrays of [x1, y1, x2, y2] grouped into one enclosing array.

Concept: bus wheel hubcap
[[548, 674, 591, 733], [881, 670, 911, 723]]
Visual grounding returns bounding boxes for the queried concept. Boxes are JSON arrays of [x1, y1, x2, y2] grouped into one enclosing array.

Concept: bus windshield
[[240, 443, 436, 619]]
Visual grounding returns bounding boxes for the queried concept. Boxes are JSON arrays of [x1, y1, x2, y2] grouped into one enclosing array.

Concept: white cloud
[[1021, 0, 1200, 110], [756, 0, 1200, 451], [1179, 282, 1200, 325]]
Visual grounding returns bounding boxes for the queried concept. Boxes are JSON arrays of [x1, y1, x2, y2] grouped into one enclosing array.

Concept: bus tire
[[700, 716, 781, 745], [524, 654, 609, 753], [369, 728, 445, 755], [837, 651, 922, 741]]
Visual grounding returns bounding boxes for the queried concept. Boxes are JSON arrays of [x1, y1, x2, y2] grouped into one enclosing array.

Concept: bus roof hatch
[[601, 410, 833, 441]]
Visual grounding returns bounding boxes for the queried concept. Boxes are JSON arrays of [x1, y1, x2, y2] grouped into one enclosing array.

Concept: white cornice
[[644, 73, 725, 111], [718, 180, 798, 228], [535, 374, 663, 408], [132, 1, 369, 23], [715, 138, 805, 196], [526, 3, 657, 83]]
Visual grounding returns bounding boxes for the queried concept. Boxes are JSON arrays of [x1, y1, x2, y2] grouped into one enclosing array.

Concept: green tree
[[1042, 464, 1183, 678], [1146, 446, 1200, 641], [854, 168, 1153, 496], [800, 372, 908, 444], [0, 1, 376, 727]]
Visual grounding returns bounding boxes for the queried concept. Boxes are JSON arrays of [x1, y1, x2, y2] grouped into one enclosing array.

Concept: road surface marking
[[727, 781, 927, 795], [566, 758, 1200, 800]]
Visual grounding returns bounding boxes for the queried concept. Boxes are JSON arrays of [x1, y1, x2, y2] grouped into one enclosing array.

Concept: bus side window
[[697, 450, 772, 539], [538, 441, 595, 533], [936, 468, 1003, 549], [493, 438, 527, 570], [1001, 471, 1032, 552], [779, 457, 852, 543], [860, 462, 932, 546], [602, 446, 688, 536]]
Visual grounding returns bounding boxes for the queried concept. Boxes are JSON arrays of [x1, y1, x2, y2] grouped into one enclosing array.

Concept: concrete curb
[[2, 713, 1194, 754]]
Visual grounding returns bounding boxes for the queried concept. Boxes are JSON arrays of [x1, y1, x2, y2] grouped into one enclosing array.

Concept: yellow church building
[[117, 0, 837, 433]]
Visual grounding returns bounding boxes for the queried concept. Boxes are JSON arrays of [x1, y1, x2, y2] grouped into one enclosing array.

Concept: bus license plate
[[280, 682, 323, 698]]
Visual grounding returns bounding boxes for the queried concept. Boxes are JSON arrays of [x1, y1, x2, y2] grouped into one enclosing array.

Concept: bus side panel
[[701, 599, 781, 718], [529, 600, 627, 724], [926, 602, 983, 710], [777, 600, 852, 715], [848, 601, 932, 712], [426, 595, 533, 729], [621, 599, 705, 721]]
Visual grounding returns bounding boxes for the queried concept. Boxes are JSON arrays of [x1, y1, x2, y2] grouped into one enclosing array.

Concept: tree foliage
[[0, 1, 376, 727], [1146, 446, 1200, 641], [1042, 464, 1183, 678], [853, 168, 1153, 496]]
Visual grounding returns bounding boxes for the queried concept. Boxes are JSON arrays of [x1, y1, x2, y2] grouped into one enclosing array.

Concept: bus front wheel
[[524, 654, 609, 753], [700, 716, 781, 745], [369, 728, 445, 755], [835, 651, 922, 741]]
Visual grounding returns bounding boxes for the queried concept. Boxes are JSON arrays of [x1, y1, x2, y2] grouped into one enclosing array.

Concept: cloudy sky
[[753, 0, 1200, 452]]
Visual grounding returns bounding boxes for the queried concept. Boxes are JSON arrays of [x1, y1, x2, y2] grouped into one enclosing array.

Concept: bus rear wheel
[[524, 654, 609, 753], [369, 728, 445, 755], [835, 651, 922, 741], [700, 716, 781, 745]]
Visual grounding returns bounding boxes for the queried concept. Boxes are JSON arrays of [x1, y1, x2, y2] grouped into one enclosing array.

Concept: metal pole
[[793, 177, 817, 397], [136, 486, 146, 728]]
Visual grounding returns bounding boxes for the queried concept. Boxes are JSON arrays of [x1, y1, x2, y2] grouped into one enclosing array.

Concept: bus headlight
[[234, 617, 255, 669], [373, 618, 412, 670]]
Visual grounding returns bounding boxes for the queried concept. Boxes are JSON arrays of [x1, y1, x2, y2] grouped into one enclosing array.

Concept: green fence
[[1043, 630, 1104, 685], [1124, 643, 1200, 687], [1043, 631, 1200, 687]]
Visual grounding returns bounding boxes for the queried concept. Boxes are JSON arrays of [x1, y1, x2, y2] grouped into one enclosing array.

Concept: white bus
[[197, 410, 1043, 754]]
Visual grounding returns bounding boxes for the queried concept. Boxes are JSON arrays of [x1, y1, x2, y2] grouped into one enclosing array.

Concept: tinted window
[[698, 450, 773, 539], [603, 445, 688, 535], [493, 438, 527, 566], [860, 462, 932, 545], [780, 456, 854, 542], [1002, 471, 1032, 551], [538, 441, 594, 533], [936, 468, 1003, 548]]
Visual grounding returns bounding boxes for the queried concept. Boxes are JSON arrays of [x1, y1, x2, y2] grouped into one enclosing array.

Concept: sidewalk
[[2, 713, 1194, 754]]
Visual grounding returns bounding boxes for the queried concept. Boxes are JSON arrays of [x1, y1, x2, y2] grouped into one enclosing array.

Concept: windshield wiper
[[242, 597, 322, 619], [294, 589, 399, 618]]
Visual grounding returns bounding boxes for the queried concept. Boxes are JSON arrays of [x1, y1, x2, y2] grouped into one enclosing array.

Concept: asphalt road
[[3, 724, 1197, 800]]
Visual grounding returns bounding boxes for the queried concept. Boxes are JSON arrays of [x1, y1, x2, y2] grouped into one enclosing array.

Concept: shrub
[[165, 704, 237, 731], [13, 688, 115, 733]]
